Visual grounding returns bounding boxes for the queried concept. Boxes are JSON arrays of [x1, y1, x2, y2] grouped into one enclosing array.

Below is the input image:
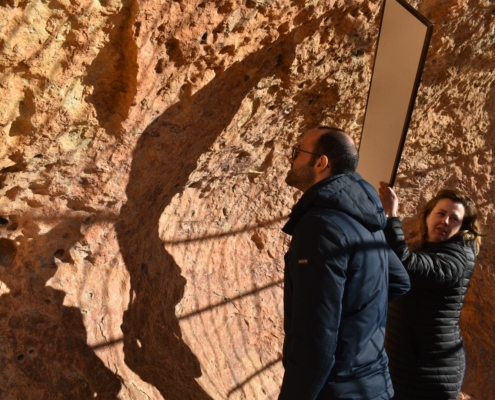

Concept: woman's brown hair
[[418, 189, 482, 254]]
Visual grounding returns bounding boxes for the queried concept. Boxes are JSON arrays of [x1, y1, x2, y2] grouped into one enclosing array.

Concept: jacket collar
[[282, 172, 387, 236], [282, 174, 342, 235]]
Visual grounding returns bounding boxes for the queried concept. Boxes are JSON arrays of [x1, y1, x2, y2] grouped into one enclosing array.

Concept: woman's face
[[426, 199, 465, 243]]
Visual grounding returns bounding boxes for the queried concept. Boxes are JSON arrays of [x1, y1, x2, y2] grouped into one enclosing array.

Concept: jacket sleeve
[[387, 248, 410, 302], [279, 216, 348, 400], [384, 217, 467, 289]]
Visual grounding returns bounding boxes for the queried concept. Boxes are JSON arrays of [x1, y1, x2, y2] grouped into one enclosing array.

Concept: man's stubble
[[285, 163, 316, 192]]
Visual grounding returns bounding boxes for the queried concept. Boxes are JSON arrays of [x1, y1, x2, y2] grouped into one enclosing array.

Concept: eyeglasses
[[291, 146, 322, 161]]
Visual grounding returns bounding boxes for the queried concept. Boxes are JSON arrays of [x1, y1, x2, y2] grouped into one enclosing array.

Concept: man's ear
[[315, 155, 331, 173]]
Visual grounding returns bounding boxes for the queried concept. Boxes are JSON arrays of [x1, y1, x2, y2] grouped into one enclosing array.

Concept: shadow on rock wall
[[0, 218, 121, 399], [116, 14, 329, 399], [83, 0, 139, 135]]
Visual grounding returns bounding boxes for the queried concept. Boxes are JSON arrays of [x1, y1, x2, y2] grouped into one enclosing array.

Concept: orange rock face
[[0, 0, 493, 398]]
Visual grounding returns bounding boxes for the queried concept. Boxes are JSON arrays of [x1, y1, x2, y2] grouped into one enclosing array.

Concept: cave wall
[[0, 0, 494, 398]]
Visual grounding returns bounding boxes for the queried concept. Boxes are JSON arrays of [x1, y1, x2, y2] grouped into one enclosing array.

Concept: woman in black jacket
[[378, 183, 482, 400]]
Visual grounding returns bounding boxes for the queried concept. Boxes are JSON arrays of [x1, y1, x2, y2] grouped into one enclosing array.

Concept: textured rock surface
[[0, 0, 494, 398]]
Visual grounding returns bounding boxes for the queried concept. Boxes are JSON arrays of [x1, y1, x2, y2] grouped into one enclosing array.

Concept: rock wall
[[0, 0, 494, 398]]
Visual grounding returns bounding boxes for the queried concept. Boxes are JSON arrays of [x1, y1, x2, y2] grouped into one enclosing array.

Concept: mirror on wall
[[356, 0, 434, 190]]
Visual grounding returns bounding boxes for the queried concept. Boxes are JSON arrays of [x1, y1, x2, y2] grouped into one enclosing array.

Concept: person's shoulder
[[311, 207, 354, 226], [298, 207, 342, 226], [459, 238, 477, 259], [425, 237, 474, 259], [294, 208, 348, 238]]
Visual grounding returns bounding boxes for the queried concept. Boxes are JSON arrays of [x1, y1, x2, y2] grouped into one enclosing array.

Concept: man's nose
[[288, 155, 294, 164]]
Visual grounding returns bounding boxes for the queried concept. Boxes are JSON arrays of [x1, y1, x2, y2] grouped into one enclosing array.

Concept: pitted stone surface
[[0, 0, 494, 398]]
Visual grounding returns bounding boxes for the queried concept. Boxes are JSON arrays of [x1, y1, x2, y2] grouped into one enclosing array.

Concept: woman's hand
[[378, 181, 399, 217]]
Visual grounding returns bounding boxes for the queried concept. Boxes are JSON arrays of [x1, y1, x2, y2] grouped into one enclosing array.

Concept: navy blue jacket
[[279, 173, 410, 400]]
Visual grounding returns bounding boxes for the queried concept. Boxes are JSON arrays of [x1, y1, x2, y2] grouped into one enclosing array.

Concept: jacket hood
[[283, 172, 386, 235]]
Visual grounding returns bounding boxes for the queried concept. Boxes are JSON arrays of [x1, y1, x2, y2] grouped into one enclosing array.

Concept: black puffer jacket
[[384, 217, 476, 400], [279, 173, 410, 400]]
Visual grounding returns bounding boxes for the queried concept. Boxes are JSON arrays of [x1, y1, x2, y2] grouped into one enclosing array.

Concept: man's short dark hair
[[313, 126, 359, 174]]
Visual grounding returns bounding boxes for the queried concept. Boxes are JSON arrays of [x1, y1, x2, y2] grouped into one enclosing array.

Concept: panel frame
[[357, 0, 434, 188]]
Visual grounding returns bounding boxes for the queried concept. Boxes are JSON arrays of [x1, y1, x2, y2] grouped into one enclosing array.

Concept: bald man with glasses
[[279, 126, 410, 400]]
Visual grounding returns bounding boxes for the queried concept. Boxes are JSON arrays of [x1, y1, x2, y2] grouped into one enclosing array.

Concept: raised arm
[[384, 217, 467, 289], [378, 182, 467, 289]]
